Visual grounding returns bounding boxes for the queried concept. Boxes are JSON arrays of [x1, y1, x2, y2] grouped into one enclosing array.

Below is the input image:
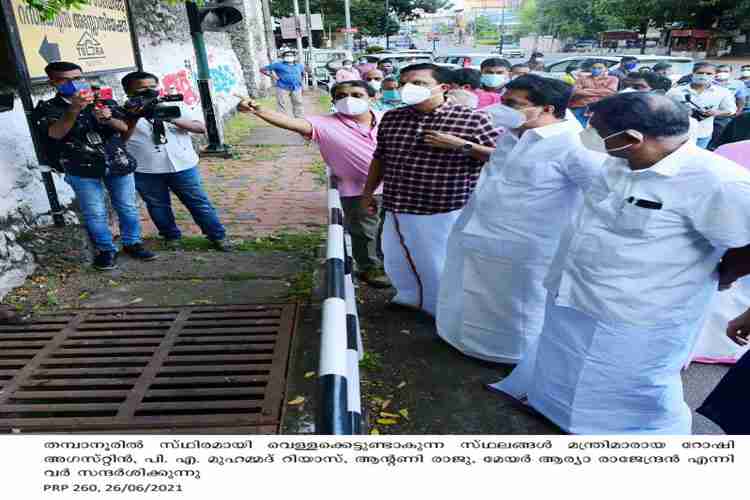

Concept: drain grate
[[0, 304, 297, 433]]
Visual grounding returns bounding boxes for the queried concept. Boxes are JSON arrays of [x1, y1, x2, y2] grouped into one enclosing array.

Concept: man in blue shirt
[[261, 51, 305, 118]]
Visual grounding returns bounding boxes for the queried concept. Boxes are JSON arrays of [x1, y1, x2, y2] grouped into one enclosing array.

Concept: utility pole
[[292, 0, 307, 88], [498, 4, 506, 54], [304, 0, 317, 88], [186, 0, 238, 158], [385, 0, 390, 50], [344, 0, 353, 51], [261, 0, 276, 62]]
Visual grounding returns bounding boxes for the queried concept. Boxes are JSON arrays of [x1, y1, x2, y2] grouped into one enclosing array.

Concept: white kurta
[[382, 210, 461, 317], [436, 120, 604, 363], [493, 143, 750, 434]]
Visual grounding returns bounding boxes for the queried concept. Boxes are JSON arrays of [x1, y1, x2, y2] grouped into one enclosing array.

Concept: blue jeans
[[65, 173, 142, 253], [134, 167, 225, 241], [696, 136, 711, 149], [571, 107, 589, 127]]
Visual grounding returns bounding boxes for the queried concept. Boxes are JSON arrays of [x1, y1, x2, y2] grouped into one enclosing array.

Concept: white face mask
[[335, 96, 370, 116], [367, 80, 382, 91], [742, 70, 750, 78], [486, 103, 527, 129], [400, 83, 437, 105], [579, 126, 641, 154], [284, 57, 295, 63]]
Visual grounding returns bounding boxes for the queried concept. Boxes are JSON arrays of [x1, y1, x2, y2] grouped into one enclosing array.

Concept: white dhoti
[[436, 232, 549, 364], [491, 297, 704, 434], [689, 279, 750, 364], [382, 210, 461, 316]]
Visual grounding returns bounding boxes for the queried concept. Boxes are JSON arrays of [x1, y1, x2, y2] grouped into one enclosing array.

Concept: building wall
[[0, 0, 267, 298]]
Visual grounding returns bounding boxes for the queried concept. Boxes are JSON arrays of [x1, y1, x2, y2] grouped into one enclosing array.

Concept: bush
[[366, 46, 385, 54]]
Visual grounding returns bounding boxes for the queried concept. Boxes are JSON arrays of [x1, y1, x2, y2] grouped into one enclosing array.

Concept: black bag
[[696, 350, 750, 434]]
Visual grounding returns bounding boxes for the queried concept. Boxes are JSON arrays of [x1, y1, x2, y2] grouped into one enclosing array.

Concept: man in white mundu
[[436, 74, 605, 363], [492, 92, 750, 434], [360, 63, 499, 316]]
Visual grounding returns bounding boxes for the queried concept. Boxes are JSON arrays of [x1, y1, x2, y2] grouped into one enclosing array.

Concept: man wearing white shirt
[[666, 62, 736, 149], [434, 75, 605, 364], [121, 71, 228, 251], [492, 92, 750, 434]]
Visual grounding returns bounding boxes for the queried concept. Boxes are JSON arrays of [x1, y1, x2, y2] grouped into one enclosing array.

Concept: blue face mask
[[56, 79, 90, 97], [590, 68, 604, 77], [624, 62, 637, 71], [481, 73, 508, 88], [382, 89, 400, 102]]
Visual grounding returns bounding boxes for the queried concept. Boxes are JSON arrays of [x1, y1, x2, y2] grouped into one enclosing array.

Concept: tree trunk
[[640, 21, 648, 55]]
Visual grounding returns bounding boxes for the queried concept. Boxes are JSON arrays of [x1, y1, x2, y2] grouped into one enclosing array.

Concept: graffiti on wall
[[160, 69, 199, 106], [209, 64, 238, 94]]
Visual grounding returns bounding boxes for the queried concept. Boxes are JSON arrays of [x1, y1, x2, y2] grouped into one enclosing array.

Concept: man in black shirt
[[712, 112, 750, 150], [33, 62, 156, 270]]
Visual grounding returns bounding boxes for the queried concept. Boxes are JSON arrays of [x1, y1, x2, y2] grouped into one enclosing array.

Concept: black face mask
[[134, 88, 160, 99]]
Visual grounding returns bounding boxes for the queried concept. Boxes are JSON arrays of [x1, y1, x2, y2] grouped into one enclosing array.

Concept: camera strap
[[150, 118, 168, 145]]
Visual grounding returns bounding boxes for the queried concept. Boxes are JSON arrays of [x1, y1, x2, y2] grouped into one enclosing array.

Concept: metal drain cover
[[0, 304, 297, 433]]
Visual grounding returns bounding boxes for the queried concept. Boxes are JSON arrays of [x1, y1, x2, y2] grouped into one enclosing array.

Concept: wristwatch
[[460, 142, 473, 155]]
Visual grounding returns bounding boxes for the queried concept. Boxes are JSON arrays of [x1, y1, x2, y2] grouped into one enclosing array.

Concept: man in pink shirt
[[450, 68, 502, 109], [569, 62, 618, 126], [237, 81, 390, 288], [336, 59, 361, 82]]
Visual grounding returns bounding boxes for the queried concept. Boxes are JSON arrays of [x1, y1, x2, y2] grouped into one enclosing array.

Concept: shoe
[[93, 251, 117, 271], [163, 238, 181, 250], [210, 239, 233, 252], [357, 268, 392, 289], [122, 243, 157, 261]]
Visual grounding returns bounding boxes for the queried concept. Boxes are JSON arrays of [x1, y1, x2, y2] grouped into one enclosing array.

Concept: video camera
[[684, 94, 712, 121], [124, 89, 183, 121]]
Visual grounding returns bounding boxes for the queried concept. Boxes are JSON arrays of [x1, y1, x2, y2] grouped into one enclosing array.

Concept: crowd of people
[[243, 54, 750, 434], [3, 52, 750, 435]]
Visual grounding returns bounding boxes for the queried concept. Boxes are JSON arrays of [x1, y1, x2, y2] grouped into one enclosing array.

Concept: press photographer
[[33, 62, 157, 271], [666, 62, 737, 149], [121, 71, 228, 251]]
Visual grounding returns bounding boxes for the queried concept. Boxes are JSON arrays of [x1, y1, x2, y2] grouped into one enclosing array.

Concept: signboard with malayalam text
[[9, 0, 137, 80]]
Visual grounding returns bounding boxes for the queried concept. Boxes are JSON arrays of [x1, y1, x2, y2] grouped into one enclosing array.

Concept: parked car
[[544, 55, 694, 84], [327, 52, 432, 73], [499, 43, 526, 59], [434, 52, 514, 71], [305, 48, 352, 76]]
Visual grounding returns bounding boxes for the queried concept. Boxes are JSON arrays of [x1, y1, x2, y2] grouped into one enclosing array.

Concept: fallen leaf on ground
[[380, 412, 400, 418], [376, 418, 397, 425], [304, 371, 316, 379], [400, 329, 410, 334], [397, 381, 407, 389], [369, 428, 380, 435], [129, 298, 143, 304], [287, 396, 305, 406], [381, 399, 391, 410], [398, 409, 410, 420]]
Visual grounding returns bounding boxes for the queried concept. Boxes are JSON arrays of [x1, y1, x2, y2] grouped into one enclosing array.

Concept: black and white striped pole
[[344, 232, 363, 433], [317, 176, 351, 434]]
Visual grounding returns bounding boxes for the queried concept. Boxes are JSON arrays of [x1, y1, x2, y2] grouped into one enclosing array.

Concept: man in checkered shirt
[[361, 63, 500, 316]]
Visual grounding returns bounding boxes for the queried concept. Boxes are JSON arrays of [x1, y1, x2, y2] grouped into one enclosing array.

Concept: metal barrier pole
[[317, 174, 350, 434], [343, 232, 362, 433]]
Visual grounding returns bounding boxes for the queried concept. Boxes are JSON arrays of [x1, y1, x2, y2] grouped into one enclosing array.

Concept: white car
[[434, 53, 516, 71], [544, 55, 694, 84]]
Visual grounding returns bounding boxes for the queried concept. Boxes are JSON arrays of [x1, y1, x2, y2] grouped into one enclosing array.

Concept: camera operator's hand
[[94, 106, 112, 123], [70, 91, 94, 113]]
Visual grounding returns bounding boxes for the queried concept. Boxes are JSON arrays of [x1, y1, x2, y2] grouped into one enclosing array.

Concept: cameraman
[[121, 71, 228, 251], [33, 62, 156, 271], [666, 62, 736, 149]]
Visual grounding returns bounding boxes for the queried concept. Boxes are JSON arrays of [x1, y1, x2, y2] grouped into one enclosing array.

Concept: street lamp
[[385, 0, 390, 50]]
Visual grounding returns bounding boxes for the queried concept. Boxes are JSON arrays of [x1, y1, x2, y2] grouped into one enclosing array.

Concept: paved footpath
[[138, 92, 327, 239]]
